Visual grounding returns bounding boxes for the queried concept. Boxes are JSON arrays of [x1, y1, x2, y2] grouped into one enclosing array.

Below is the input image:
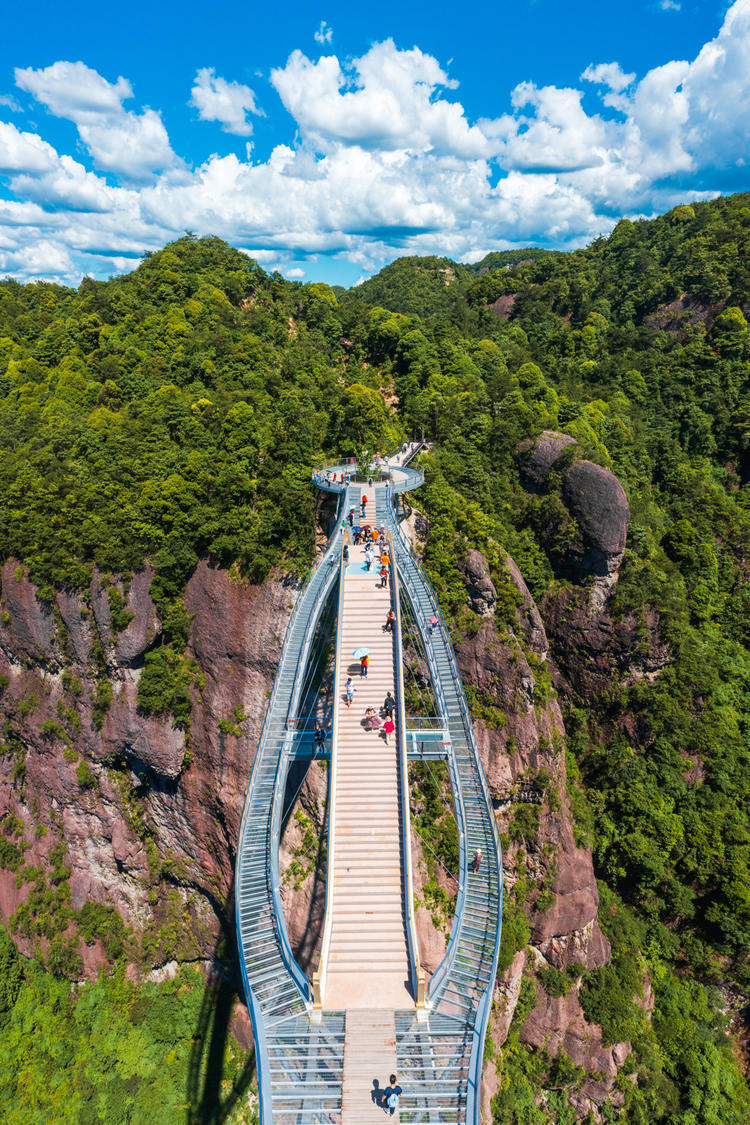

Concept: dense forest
[[1, 191, 750, 1122]]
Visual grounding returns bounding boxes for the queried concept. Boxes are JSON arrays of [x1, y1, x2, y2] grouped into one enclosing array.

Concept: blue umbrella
[[352, 647, 370, 658]]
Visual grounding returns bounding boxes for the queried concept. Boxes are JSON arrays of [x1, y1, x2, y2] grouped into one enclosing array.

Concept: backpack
[[387, 1092, 399, 1108]]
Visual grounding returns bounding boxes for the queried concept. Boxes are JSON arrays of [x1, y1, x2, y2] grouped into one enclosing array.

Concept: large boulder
[[562, 461, 629, 577], [458, 549, 497, 616], [516, 430, 577, 490]]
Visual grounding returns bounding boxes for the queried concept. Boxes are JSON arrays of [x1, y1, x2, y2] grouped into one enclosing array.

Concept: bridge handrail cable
[[388, 528, 426, 1009], [312, 520, 351, 1007]]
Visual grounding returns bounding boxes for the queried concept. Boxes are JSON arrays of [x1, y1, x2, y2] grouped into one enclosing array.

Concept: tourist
[[383, 691, 395, 719], [344, 679, 354, 708], [383, 1075, 402, 1116], [471, 848, 483, 874], [382, 718, 395, 745], [360, 653, 369, 678], [379, 565, 388, 589], [313, 727, 326, 755], [364, 707, 381, 731], [364, 545, 373, 571], [384, 609, 395, 633]]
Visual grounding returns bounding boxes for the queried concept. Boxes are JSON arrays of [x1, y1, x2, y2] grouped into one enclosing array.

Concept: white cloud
[[270, 40, 488, 157], [581, 62, 635, 93], [661, 1, 681, 10], [189, 67, 261, 136], [0, 94, 22, 112], [2, 4, 750, 285], [0, 121, 58, 173], [15, 60, 179, 180], [487, 83, 608, 172], [11, 154, 117, 211], [78, 109, 179, 180], [314, 21, 333, 45], [285, 266, 305, 277], [15, 61, 132, 122]]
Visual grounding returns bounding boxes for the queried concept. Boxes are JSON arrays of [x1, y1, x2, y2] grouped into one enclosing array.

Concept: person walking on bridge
[[360, 653, 369, 678], [384, 609, 395, 633], [383, 691, 395, 719], [360, 494, 368, 517], [383, 1075, 402, 1116]]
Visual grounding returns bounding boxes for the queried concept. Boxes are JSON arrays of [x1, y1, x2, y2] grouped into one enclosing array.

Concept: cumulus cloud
[[15, 60, 179, 180], [2, 4, 750, 285], [314, 21, 333, 45], [270, 40, 489, 157], [0, 121, 58, 173], [190, 67, 261, 136], [581, 62, 635, 93], [11, 155, 118, 211], [485, 83, 608, 172], [15, 61, 132, 121]]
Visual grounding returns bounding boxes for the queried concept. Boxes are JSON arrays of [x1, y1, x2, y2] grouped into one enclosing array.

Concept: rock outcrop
[[562, 461, 629, 578], [516, 430, 577, 491], [0, 557, 292, 972], [515, 432, 631, 583], [448, 547, 626, 1109], [542, 584, 669, 700], [458, 548, 497, 616]]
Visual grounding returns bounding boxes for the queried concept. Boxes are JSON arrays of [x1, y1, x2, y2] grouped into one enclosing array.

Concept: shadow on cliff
[[186, 876, 256, 1125]]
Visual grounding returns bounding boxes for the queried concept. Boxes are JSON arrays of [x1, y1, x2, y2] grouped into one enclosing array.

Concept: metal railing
[[384, 481, 503, 1124], [389, 529, 427, 1010], [312, 526, 350, 1008], [235, 500, 348, 1124]]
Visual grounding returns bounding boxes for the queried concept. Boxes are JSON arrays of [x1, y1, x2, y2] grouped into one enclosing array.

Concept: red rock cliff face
[[0, 557, 294, 971], [447, 546, 629, 1118]]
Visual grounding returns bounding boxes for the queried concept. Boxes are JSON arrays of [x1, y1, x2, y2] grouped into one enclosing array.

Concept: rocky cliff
[[451, 549, 628, 1119], [0, 557, 293, 972]]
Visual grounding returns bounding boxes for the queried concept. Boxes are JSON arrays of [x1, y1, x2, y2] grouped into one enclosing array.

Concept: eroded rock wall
[[0, 557, 293, 971]]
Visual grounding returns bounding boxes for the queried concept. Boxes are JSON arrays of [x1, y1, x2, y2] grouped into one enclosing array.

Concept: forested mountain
[[1, 193, 750, 1122], [343, 248, 550, 318]]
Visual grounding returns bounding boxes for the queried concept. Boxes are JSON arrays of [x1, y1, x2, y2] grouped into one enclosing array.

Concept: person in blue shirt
[[382, 1074, 402, 1115]]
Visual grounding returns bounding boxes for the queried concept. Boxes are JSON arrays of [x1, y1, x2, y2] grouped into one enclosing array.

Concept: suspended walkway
[[235, 446, 502, 1123]]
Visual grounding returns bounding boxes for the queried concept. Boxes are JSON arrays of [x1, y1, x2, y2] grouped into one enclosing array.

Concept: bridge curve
[[235, 444, 502, 1123]]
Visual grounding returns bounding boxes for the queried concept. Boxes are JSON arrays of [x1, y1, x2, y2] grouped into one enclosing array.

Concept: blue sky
[[0, 1, 748, 286]]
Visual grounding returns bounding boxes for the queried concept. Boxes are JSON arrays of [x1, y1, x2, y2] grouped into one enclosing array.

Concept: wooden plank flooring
[[325, 496, 411, 1010]]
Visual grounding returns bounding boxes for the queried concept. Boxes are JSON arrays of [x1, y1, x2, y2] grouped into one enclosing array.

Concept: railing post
[[416, 969, 427, 1012]]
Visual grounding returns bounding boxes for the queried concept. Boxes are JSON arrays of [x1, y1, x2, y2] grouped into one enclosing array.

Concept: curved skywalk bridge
[[235, 446, 502, 1124]]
